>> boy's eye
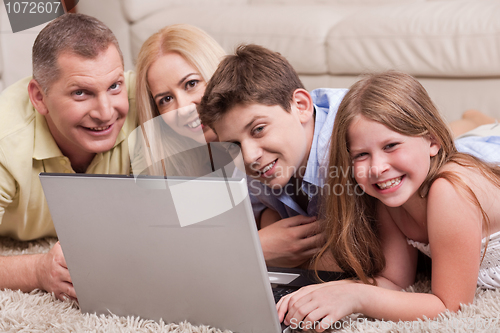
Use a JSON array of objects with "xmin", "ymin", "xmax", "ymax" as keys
[{"xmin": 252, "ymin": 126, "xmax": 265, "ymax": 135}]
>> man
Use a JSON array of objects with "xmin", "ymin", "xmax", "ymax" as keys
[{"xmin": 0, "ymin": 13, "xmax": 136, "ymax": 301}]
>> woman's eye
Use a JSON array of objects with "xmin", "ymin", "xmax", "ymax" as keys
[
  {"xmin": 159, "ymin": 96, "xmax": 172, "ymax": 106},
  {"xmin": 186, "ymin": 80, "xmax": 199, "ymax": 89}
]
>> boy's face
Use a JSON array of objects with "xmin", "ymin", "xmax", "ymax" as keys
[{"xmin": 213, "ymin": 91, "xmax": 315, "ymax": 189}]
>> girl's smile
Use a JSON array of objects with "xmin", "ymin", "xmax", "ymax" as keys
[{"xmin": 348, "ymin": 115, "xmax": 440, "ymax": 208}]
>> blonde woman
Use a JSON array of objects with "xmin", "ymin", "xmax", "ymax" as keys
[{"xmin": 133, "ymin": 24, "xmax": 225, "ymax": 176}]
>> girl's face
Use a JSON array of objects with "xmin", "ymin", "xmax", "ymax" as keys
[
  {"xmin": 147, "ymin": 52, "xmax": 217, "ymax": 143},
  {"xmin": 347, "ymin": 115, "xmax": 440, "ymax": 208}
]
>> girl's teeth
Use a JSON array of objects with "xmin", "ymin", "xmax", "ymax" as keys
[
  {"xmin": 377, "ymin": 177, "xmax": 402, "ymax": 190},
  {"xmin": 187, "ymin": 118, "xmax": 201, "ymax": 128},
  {"xmin": 261, "ymin": 161, "xmax": 276, "ymax": 174}
]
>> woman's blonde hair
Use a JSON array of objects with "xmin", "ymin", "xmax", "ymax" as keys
[
  {"xmin": 134, "ymin": 24, "xmax": 226, "ymax": 176},
  {"xmin": 315, "ymin": 71, "xmax": 500, "ymax": 284}
]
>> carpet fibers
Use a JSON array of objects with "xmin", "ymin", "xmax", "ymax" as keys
[{"xmin": 1, "ymin": 237, "xmax": 499, "ymax": 333}]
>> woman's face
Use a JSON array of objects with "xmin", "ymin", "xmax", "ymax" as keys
[{"xmin": 147, "ymin": 52, "xmax": 217, "ymax": 143}]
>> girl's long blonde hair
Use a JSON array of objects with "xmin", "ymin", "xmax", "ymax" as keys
[
  {"xmin": 315, "ymin": 71, "xmax": 500, "ymax": 283},
  {"xmin": 134, "ymin": 24, "xmax": 226, "ymax": 176}
]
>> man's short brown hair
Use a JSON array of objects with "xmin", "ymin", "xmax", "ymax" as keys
[
  {"xmin": 32, "ymin": 13, "xmax": 123, "ymax": 93},
  {"xmin": 199, "ymin": 44, "xmax": 304, "ymax": 129}
]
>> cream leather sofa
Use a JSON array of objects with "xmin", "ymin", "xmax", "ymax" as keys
[
  {"xmin": 2, "ymin": 0, "xmax": 499, "ymax": 122},
  {"xmin": 76, "ymin": 0, "xmax": 500, "ymax": 122}
]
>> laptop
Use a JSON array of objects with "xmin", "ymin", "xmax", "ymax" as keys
[{"xmin": 39, "ymin": 172, "xmax": 345, "ymax": 333}]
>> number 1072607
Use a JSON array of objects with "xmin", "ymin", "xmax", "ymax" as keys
[{"xmin": 5, "ymin": 2, "xmax": 61, "ymax": 14}]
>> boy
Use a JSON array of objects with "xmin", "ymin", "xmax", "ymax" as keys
[{"xmin": 199, "ymin": 44, "xmax": 346, "ymax": 270}]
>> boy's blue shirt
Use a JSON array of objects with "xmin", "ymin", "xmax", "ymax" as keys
[{"xmin": 249, "ymin": 88, "xmax": 348, "ymax": 219}]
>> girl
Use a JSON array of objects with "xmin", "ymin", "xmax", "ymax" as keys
[{"xmin": 277, "ymin": 71, "xmax": 500, "ymax": 331}]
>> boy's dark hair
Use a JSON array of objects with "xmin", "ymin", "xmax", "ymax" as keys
[
  {"xmin": 199, "ymin": 44, "xmax": 305, "ymax": 129},
  {"xmin": 32, "ymin": 13, "xmax": 123, "ymax": 94}
]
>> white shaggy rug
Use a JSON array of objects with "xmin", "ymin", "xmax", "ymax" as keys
[{"xmin": 1, "ymin": 237, "xmax": 500, "ymax": 333}]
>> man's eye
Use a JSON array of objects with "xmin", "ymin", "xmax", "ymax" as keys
[
  {"xmin": 74, "ymin": 90, "xmax": 84, "ymax": 96},
  {"xmin": 109, "ymin": 83, "xmax": 120, "ymax": 90}
]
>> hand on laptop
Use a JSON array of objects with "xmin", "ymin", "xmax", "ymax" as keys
[
  {"xmin": 36, "ymin": 241, "xmax": 77, "ymax": 302},
  {"xmin": 259, "ymin": 214, "xmax": 324, "ymax": 268},
  {"xmin": 276, "ymin": 279, "xmax": 358, "ymax": 332}
]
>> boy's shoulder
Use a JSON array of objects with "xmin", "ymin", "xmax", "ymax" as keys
[{"xmin": 310, "ymin": 88, "xmax": 348, "ymax": 111}]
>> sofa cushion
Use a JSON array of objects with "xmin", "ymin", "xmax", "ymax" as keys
[
  {"xmin": 250, "ymin": 0, "xmax": 422, "ymax": 4},
  {"xmin": 327, "ymin": 0, "xmax": 500, "ymax": 77},
  {"xmin": 121, "ymin": 0, "xmax": 249, "ymax": 23},
  {"xmin": 130, "ymin": 4, "xmax": 360, "ymax": 74}
]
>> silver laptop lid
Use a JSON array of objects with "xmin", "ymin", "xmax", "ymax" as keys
[{"xmin": 40, "ymin": 173, "xmax": 283, "ymax": 333}]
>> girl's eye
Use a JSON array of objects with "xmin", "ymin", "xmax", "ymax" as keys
[
  {"xmin": 384, "ymin": 143, "xmax": 399, "ymax": 150},
  {"xmin": 353, "ymin": 152, "xmax": 367, "ymax": 160}
]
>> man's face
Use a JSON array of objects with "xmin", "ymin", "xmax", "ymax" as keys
[
  {"xmin": 36, "ymin": 45, "xmax": 128, "ymax": 159},
  {"xmin": 213, "ymin": 101, "xmax": 314, "ymax": 189}
]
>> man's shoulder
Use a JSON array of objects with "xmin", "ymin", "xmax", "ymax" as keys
[{"xmin": 0, "ymin": 77, "xmax": 36, "ymax": 141}]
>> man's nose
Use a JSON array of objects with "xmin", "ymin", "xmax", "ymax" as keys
[{"xmin": 90, "ymin": 94, "xmax": 113, "ymax": 122}]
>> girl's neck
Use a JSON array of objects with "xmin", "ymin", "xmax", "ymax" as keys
[{"xmin": 399, "ymin": 193, "xmax": 429, "ymax": 238}]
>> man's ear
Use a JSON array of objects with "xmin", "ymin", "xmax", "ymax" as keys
[
  {"xmin": 429, "ymin": 135, "xmax": 441, "ymax": 157},
  {"xmin": 28, "ymin": 79, "xmax": 49, "ymax": 115},
  {"xmin": 291, "ymin": 88, "xmax": 314, "ymax": 124}
]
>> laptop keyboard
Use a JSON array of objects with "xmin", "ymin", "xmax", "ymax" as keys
[{"xmin": 272, "ymin": 287, "xmax": 297, "ymax": 303}]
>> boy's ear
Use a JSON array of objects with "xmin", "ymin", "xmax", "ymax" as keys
[
  {"xmin": 291, "ymin": 89, "xmax": 314, "ymax": 124},
  {"xmin": 28, "ymin": 79, "xmax": 49, "ymax": 116},
  {"xmin": 429, "ymin": 134, "xmax": 441, "ymax": 157}
]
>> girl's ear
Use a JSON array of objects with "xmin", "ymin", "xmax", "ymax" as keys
[
  {"xmin": 429, "ymin": 135, "xmax": 441, "ymax": 157},
  {"xmin": 291, "ymin": 89, "xmax": 314, "ymax": 124}
]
